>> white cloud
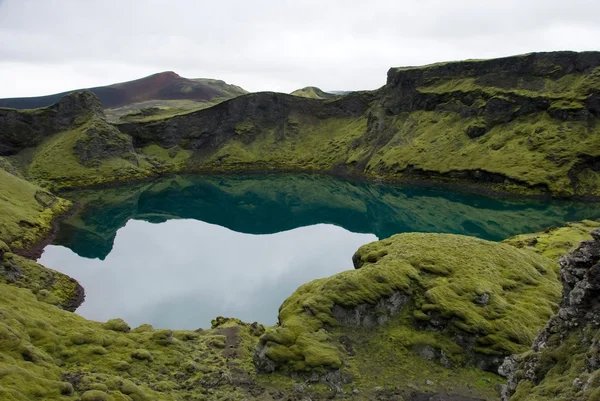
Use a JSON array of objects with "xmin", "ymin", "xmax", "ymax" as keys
[{"xmin": 0, "ymin": 0, "xmax": 598, "ymax": 96}]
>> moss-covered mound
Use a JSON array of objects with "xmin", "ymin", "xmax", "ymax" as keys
[{"xmin": 255, "ymin": 233, "xmax": 561, "ymax": 375}]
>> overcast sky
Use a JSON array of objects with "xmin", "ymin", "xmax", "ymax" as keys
[{"xmin": 0, "ymin": 0, "xmax": 599, "ymax": 97}]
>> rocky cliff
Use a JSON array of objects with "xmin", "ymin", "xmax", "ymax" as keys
[
  {"xmin": 2, "ymin": 51, "xmax": 600, "ymax": 197},
  {"xmin": 500, "ymin": 228, "xmax": 600, "ymax": 401},
  {"xmin": 0, "ymin": 91, "xmax": 104, "ymax": 155}
]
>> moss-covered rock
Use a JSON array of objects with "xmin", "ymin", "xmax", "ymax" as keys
[
  {"xmin": 255, "ymin": 233, "xmax": 561, "ymax": 375},
  {"xmin": 102, "ymin": 318, "xmax": 130, "ymax": 333}
]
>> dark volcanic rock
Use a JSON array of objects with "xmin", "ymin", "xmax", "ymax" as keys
[{"xmin": 0, "ymin": 90, "xmax": 104, "ymax": 156}]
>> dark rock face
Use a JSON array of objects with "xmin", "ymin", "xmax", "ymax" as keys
[
  {"xmin": 73, "ymin": 122, "xmax": 136, "ymax": 167},
  {"xmin": 118, "ymin": 91, "xmax": 375, "ymax": 152},
  {"xmin": 500, "ymin": 228, "xmax": 600, "ymax": 400},
  {"xmin": 332, "ymin": 291, "xmax": 409, "ymax": 327},
  {"xmin": 383, "ymin": 51, "xmax": 600, "ymax": 122},
  {"xmin": 0, "ymin": 90, "xmax": 104, "ymax": 156}
]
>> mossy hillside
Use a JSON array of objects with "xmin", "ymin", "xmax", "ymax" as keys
[
  {"xmin": 503, "ymin": 219, "xmax": 600, "ymax": 261},
  {"xmin": 115, "ymin": 54, "xmax": 600, "ymax": 197},
  {"xmin": 0, "ymin": 163, "xmax": 71, "ymax": 250},
  {"xmin": 0, "ymin": 245, "xmax": 82, "ymax": 311},
  {"xmin": 0, "ymin": 283, "xmax": 301, "ymax": 401},
  {"xmin": 2, "ymin": 52, "xmax": 599, "ymax": 197},
  {"xmin": 364, "ymin": 110, "xmax": 600, "ymax": 197},
  {"xmin": 27, "ymin": 114, "xmax": 162, "ymax": 190},
  {"xmin": 256, "ymin": 233, "xmax": 561, "ymax": 373},
  {"xmin": 112, "ymin": 98, "xmax": 227, "ymax": 123},
  {"xmin": 503, "ymin": 228, "xmax": 600, "ymax": 401},
  {"xmin": 199, "ymin": 115, "xmax": 369, "ymax": 173}
]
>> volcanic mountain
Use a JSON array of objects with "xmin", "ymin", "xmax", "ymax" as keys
[{"xmin": 0, "ymin": 71, "xmax": 247, "ymax": 120}]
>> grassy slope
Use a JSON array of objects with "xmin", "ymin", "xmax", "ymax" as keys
[
  {"xmin": 0, "ymin": 283, "xmax": 285, "ymax": 401},
  {"xmin": 0, "ymin": 159, "xmax": 71, "ymax": 250},
  {"xmin": 26, "ymin": 115, "xmax": 160, "ymax": 190}
]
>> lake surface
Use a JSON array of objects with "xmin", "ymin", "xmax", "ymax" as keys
[{"xmin": 39, "ymin": 174, "xmax": 600, "ymax": 329}]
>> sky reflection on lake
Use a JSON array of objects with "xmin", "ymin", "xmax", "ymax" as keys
[{"xmin": 41, "ymin": 219, "xmax": 376, "ymax": 329}]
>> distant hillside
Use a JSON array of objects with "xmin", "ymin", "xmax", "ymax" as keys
[
  {"xmin": 0, "ymin": 72, "xmax": 248, "ymax": 120},
  {"xmin": 290, "ymin": 86, "xmax": 338, "ymax": 99}
]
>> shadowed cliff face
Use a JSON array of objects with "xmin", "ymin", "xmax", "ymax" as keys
[
  {"xmin": 52, "ymin": 174, "xmax": 600, "ymax": 260},
  {"xmin": 0, "ymin": 91, "xmax": 104, "ymax": 155}
]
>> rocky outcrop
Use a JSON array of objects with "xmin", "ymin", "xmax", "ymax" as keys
[
  {"xmin": 383, "ymin": 51, "xmax": 600, "ymax": 124},
  {"xmin": 0, "ymin": 90, "xmax": 104, "ymax": 155},
  {"xmin": 117, "ymin": 91, "xmax": 374, "ymax": 151},
  {"xmin": 500, "ymin": 228, "xmax": 600, "ymax": 400}
]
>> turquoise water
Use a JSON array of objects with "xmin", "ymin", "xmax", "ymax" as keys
[{"xmin": 39, "ymin": 174, "xmax": 600, "ymax": 329}]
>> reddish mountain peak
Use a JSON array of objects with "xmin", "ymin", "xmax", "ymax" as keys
[{"xmin": 154, "ymin": 71, "xmax": 181, "ymax": 79}]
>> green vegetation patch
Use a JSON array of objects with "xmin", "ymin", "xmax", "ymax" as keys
[
  {"xmin": 0, "ymin": 283, "xmax": 276, "ymax": 400},
  {"xmin": 257, "ymin": 233, "xmax": 561, "ymax": 373},
  {"xmin": 0, "ymin": 162, "xmax": 71, "ymax": 250},
  {"xmin": 510, "ymin": 328, "xmax": 600, "ymax": 401},
  {"xmin": 503, "ymin": 219, "xmax": 600, "ymax": 261},
  {"xmin": 28, "ymin": 115, "xmax": 156, "ymax": 190}
]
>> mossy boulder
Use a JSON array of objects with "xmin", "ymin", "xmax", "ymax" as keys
[
  {"xmin": 81, "ymin": 390, "xmax": 110, "ymax": 401},
  {"xmin": 102, "ymin": 318, "xmax": 131, "ymax": 333},
  {"xmin": 255, "ymin": 233, "xmax": 561, "ymax": 374}
]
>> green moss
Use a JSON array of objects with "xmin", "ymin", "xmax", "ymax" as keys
[
  {"xmin": 102, "ymin": 319, "xmax": 130, "ymax": 333},
  {"xmin": 81, "ymin": 390, "xmax": 110, "ymax": 401},
  {"xmin": 0, "ymin": 282, "xmax": 285, "ymax": 400},
  {"xmin": 0, "ymin": 252, "xmax": 80, "ymax": 309},
  {"xmin": 258, "ymin": 233, "xmax": 561, "ymax": 372},
  {"xmin": 511, "ymin": 329, "xmax": 600, "ymax": 401},
  {"xmin": 0, "ymin": 165, "xmax": 72, "ymax": 250},
  {"xmin": 503, "ymin": 219, "xmax": 600, "ymax": 261},
  {"xmin": 28, "ymin": 115, "xmax": 156, "ymax": 190}
]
